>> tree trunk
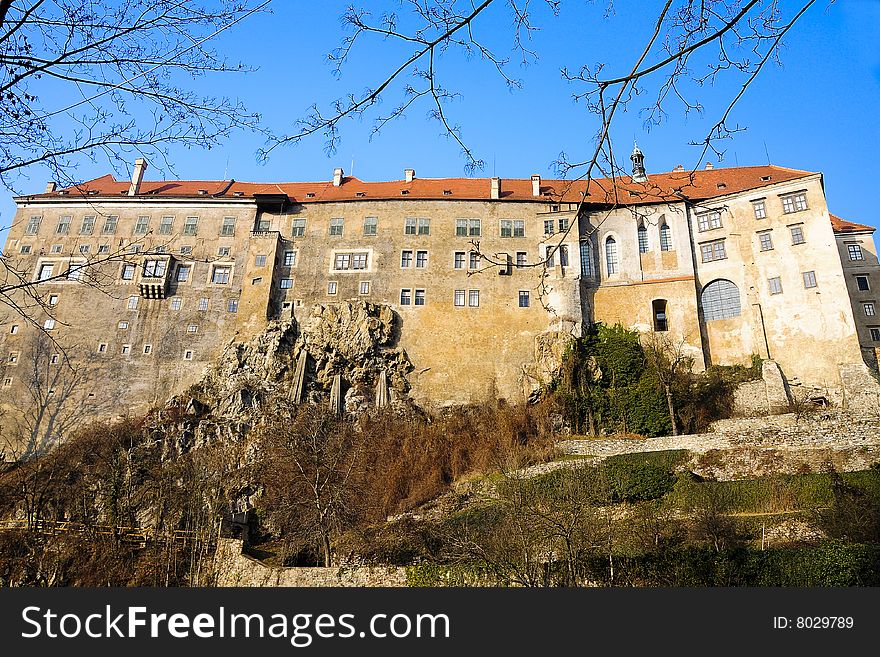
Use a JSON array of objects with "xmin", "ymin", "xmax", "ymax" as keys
[
  {"xmin": 322, "ymin": 532, "xmax": 332, "ymax": 567},
  {"xmin": 663, "ymin": 383, "xmax": 678, "ymax": 436}
]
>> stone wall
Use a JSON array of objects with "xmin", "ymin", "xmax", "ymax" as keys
[{"xmin": 210, "ymin": 538, "xmax": 408, "ymax": 587}]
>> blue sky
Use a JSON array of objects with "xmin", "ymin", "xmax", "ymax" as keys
[{"xmin": 2, "ymin": 0, "xmax": 878, "ymax": 237}]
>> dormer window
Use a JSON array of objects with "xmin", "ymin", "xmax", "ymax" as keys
[
  {"xmin": 306, "ymin": 193, "xmax": 315, "ymax": 198},
  {"xmin": 716, "ymin": 183, "xmax": 727, "ymax": 190},
  {"xmin": 356, "ymin": 191, "xmax": 366, "ymax": 197},
  {"xmin": 760, "ymin": 175, "xmax": 772, "ymax": 182},
  {"xmin": 400, "ymin": 190, "xmax": 410, "ymax": 195},
  {"xmin": 443, "ymin": 190, "xmax": 452, "ymax": 196}
]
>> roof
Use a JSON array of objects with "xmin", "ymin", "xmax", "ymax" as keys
[
  {"xmin": 830, "ymin": 213, "xmax": 875, "ymax": 234},
  {"xmin": 25, "ymin": 164, "xmax": 817, "ymax": 207}
]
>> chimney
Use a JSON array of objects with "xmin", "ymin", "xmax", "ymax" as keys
[
  {"xmin": 705, "ymin": 162, "xmax": 714, "ymax": 170},
  {"xmin": 333, "ymin": 167, "xmax": 344, "ymax": 187},
  {"xmin": 44, "ymin": 182, "xmax": 57, "ymax": 194},
  {"xmin": 491, "ymin": 177, "xmax": 501, "ymax": 200},
  {"xmin": 531, "ymin": 175, "xmax": 541, "ymax": 197},
  {"xmin": 128, "ymin": 158, "xmax": 148, "ymax": 196},
  {"xmin": 673, "ymin": 164, "xmax": 685, "ymax": 172},
  {"xmin": 405, "ymin": 168, "xmax": 415, "ymax": 183}
]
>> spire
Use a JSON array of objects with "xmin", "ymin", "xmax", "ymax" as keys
[{"xmin": 630, "ymin": 142, "xmax": 647, "ymax": 183}]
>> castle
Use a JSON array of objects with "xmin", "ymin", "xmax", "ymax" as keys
[{"xmin": 2, "ymin": 149, "xmax": 879, "ymax": 452}]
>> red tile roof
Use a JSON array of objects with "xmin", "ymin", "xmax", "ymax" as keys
[
  {"xmin": 830, "ymin": 214, "xmax": 874, "ymax": 234},
  {"xmin": 32, "ymin": 164, "xmax": 817, "ymax": 206}
]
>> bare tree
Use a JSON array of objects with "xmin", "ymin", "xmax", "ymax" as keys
[
  {"xmin": 642, "ymin": 330, "xmax": 694, "ymax": 436},
  {"xmin": 257, "ymin": 401, "xmax": 365, "ymax": 567},
  {"xmin": 0, "ymin": 0, "xmax": 269, "ymax": 193}
]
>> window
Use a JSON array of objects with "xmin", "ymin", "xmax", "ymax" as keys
[
  {"xmin": 79, "ymin": 245, "xmax": 90, "ymax": 254},
  {"xmin": 803, "ymin": 271, "xmax": 817, "ymax": 289},
  {"xmin": 170, "ymin": 298, "xmax": 182, "ymax": 310},
  {"xmin": 418, "ymin": 218, "xmax": 430, "ymax": 235},
  {"xmin": 781, "ymin": 191, "xmax": 808, "ymax": 214},
  {"xmin": 790, "ymin": 225, "xmax": 805, "ymax": 245},
  {"xmin": 20, "ymin": 245, "xmax": 31, "ymax": 255},
  {"xmin": 48, "ymin": 295, "xmax": 58, "ymax": 305},
  {"xmin": 501, "ymin": 220, "xmax": 525, "ymax": 238},
  {"xmin": 871, "ymin": 328, "xmax": 880, "ymax": 341},
  {"xmin": 50, "ymin": 353, "xmax": 59, "ymax": 365},
  {"xmin": 143, "ymin": 260, "xmax": 166, "ymax": 278},
  {"xmin": 543, "ymin": 219, "xmax": 555, "ymax": 235},
  {"xmin": 213, "ymin": 247, "xmax": 228, "ymax": 258},
  {"xmin": 605, "ymin": 237, "xmax": 618, "ymax": 274},
  {"xmin": 545, "ymin": 246, "xmax": 556, "ymax": 268},
  {"xmin": 517, "ymin": 252, "xmax": 527, "ymax": 268},
  {"xmin": 456, "ymin": 218, "xmax": 479, "ymax": 237},
  {"xmin": 579, "ymin": 242, "xmax": 593, "ymax": 277},
  {"xmin": 758, "ymin": 231, "xmax": 774, "ymax": 252},
  {"xmin": 700, "ymin": 239, "xmax": 727, "ymax": 262},
  {"xmin": 332, "ymin": 253, "xmax": 350, "ymax": 271},
  {"xmin": 415, "ymin": 289, "xmax": 426, "ymax": 306},
  {"xmin": 454, "ymin": 252, "xmax": 465, "ymax": 269},
  {"xmin": 768, "ymin": 276, "xmax": 783, "ymax": 295},
  {"xmin": 81, "ymin": 216, "xmax": 96, "ymax": 234},
  {"xmin": 405, "ymin": 218, "xmax": 417, "ymax": 235},
  {"xmin": 212, "ymin": 265, "xmax": 231, "ymax": 284},
  {"xmin": 127, "ymin": 296, "xmax": 138, "ymax": 310},
  {"xmin": 144, "ymin": 344, "xmax": 152, "ymax": 355},
  {"xmin": 66, "ymin": 262, "xmax": 84, "ymax": 281},
  {"xmin": 159, "ymin": 216, "xmax": 173, "ymax": 235},
  {"xmin": 280, "ymin": 278, "xmax": 293, "ymax": 289},
  {"xmin": 400, "ymin": 289, "xmax": 412, "ymax": 305},
  {"xmin": 56, "ymin": 215, "xmax": 71, "ymax": 234},
  {"xmin": 291, "ymin": 219, "xmax": 306, "ymax": 237},
  {"xmin": 752, "ymin": 200, "xmax": 766, "ymax": 219},
  {"xmin": 865, "ymin": 303, "xmax": 876, "ymax": 317},
  {"xmin": 121, "ymin": 345, "xmax": 131, "ymax": 356},
  {"xmin": 251, "ymin": 277, "xmax": 263, "ymax": 286},
  {"xmin": 856, "ymin": 276, "xmax": 870, "ymax": 291},
  {"xmin": 659, "ymin": 223, "xmax": 672, "ymax": 251},
  {"xmin": 187, "ymin": 324, "xmax": 198, "ymax": 333},
  {"xmin": 401, "ymin": 250, "xmax": 413, "ymax": 268},
  {"xmin": 469, "ymin": 252, "xmax": 480, "ymax": 270},
  {"xmin": 10, "ymin": 325, "xmax": 18, "ymax": 334},
  {"xmin": 221, "ymin": 217, "xmax": 236, "ymax": 236},
  {"xmin": 559, "ymin": 245, "xmax": 569, "ymax": 267},
  {"xmin": 37, "ymin": 263, "xmax": 53, "ymax": 281},
  {"xmin": 701, "ymin": 279, "xmax": 741, "ymax": 321},
  {"xmin": 558, "ymin": 218, "xmax": 570, "ymax": 233},
  {"xmin": 8, "ymin": 352, "xmax": 18, "ymax": 363},
  {"xmin": 359, "ymin": 281, "xmax": 370, "ymax": 295},
  {"xmin": 25, "ymin": 216, "xmax": 42, "ymax": 235},
  {"xmin": 329, "ymin": 217, "xmax": 344, "ymax": 236},
  {"xmin": 283, "ymin": 250, "xmax": 297, "ymax": 267},
  {"xmin": 416, "ymin": 251, "xmax": 428, "ymax": 268},
  {"xmin": 198, "ymin": 298, "xmax": 209, "ymax": 311},
  {"xmin": 637, "ymin": 225, "xmax": 649, "ymax": 253},
  {"xmin": 102, "ymin": 215, "xmax": 118, "ymax": 235},
  {"xmin": 255, "ymin": 218, "xmax": 270, "ymax": 232},
  {"xmin": 183, "ymin": 350, "xmax": 194, "ymax": 361},
  {"xmin": 183, "ymin": 216, "xmax": 199, "ymax": 236},
  {"xmin": 98, "ymin": 343, "xmax": 107, "ymax": 353},
  {"xmin": 50, "ymin": 244, "xmax": 62, "ymax": 254},
  {"xmin": 98, "ymin": 245, "xmax": 110, "ymax": 254},
  {"xmin": 255, "ymin": 254, "xmax": 267, "ymax": 267},
  {"xmin": 352, "ymin": 253, "xmax": 367, "ymax": 270},
  {"xmin": 848, "ymin": 244, "xmax": 864, "ymax": 261},
  {"xmin": 468, "ymin": 290, "xmax": 480, "ymax": 307},
  {"xmin": 696, "ymin": 210, "xmax": 722, "ymax": 232},
  {"xmin": 519, "ymin": 290, "xmax": 530, "ymax": 308},
  {"xmin": 227, "ymin": 299, "xmax": 238, "ymax": 313},
  {"xmin": 652, "ymin": 299, "xmax": 668, "ymax": 331},
  {"xmin": 363, "ymin": 216, "xmax": 378, "ymax": 236},
  {"xmin": 176, "ymin": 265, "xmax": 191, "ymax": 282},
  {"xmin": 454, "ymin": 290, "xmax": 465, "ymax": 307},
  {"xmin": 3, "ymin": 378, "xmax": 11, "ymax": 387},
  {"xmin": 327, "ymin": 281, "xmax": 338, "ymax": 295},
  {"xmin": 128, "ymin": 244, "xmax": 142, "ymax": 254},
  {"xmin": 43, "ymin": 319, "xmax": 55, "ymax": 330},
  {"xmin": 134, "ymin": 216, "xmax": 149, "ymax": 235}
]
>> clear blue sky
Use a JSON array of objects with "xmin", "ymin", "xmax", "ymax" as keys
[{"xmin": 2, "ymin": 0, "xmax": 878, "ymax": 237}]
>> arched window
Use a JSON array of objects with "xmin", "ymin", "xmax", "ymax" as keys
[
  {"xmin": 652, "ymin": 299, "xmax": 668, "ymax": 331},
  {"xmin": 637, "ymin": 224, "xmax": 649, "ymax": 253},
  {"xmin": 660, "ymin": 222, "xmax": 672, "ymax": 251},
  {"xmin": 580, "ymin": 241, "xmax": 594, "ymax": 278},
  {"xmin": 605, "ymin": 237, "xmax": 618, "ymax": 275},
  {"xmin": 701, "ymin": 279, "xmax": 741, "ymax": 321}
]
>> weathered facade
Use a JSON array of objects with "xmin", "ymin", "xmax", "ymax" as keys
[{"xmin": 1, "ymin": 155, "xmax": 878, "ymax": 452}]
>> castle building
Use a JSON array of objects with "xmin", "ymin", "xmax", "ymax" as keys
[{"xmin": 2, "ymin": 152, "xmax": 879, "ymax": 451}]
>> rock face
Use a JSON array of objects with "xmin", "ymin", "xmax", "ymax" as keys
[
  {"xmin": 521, "ymin": 331, "xmax": 575, "ymax": 400},
  {"xmin": 156, "ymin": 301, "xmax": 414, "ymax": 454}
]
